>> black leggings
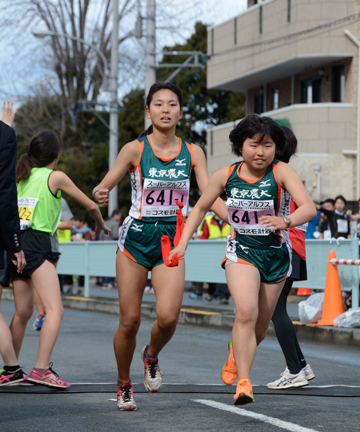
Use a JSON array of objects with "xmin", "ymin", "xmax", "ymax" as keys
[{"xmin": 271, "ymin": 279, "xmax": 305, "ymax": 372}]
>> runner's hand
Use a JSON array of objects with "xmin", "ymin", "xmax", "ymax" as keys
[
  {"xmin": 259, "ymin": 215, "xmax": 288, "ymax": 231},
  {"xmin": 94, "ymin": 188, "xmax": 109, "ymax": 207},
  {"xmin": 9, "ymin": 251, "xmax": 26, "ymax": 273},
  {"xmin": 168, "ymin": 245, "xmax": 185, "ymax": 265},
  {"xmin": 1, "ymin": 101, "xmax": 18, "ymax": 127},
  {"xmin": 95, "ymin": 222, "xmax": 111, "ymax": 237}
]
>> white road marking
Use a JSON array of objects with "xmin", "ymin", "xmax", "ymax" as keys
[
  {"xmin": 70, "ymin": 382, "xmax": 360, "ymax": 388},
  {"xmin": 70, "ymin": 382, "xmax": 118, "ymax": 385},
  {"xmin": 194, "ymin": 399, "xmax": 320, "ymax": 432},
  {"xmin": 303, "ymin": 385, "xmax": 360, "ymax": 389}
]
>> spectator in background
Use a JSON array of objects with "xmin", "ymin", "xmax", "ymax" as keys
[
  {"xmin": 57, "ymin": 199, "xmax": 74, "ymax": 292},
  {"xmin": 318, "ymin": 198, "xmax": 335, "ymax": 239},
  {"xmin": 346, "ymin": 207, "xmax": 359, "ymax": 239},
  {"xmin": 69, "ymin": 214, "xmax": 93, "ymax": 295},
  {"xmin": 353, "ymin": 199, "xmax": 360, "ymax": 241},
  {"xmin": 315, "ymin": 196, "xmax": 350, "ymax": 239},
  {"xmin": 355, "ymin": 199, "xmax": 360, "ymax": 253},
  {"xmin": 304, "ymin": 212, "xmax": 320, "ymax": 239},
  {"xmin": 71, "ymin": 213, "xmax": 93, "ymax": 242},
  {"xmin": 98, "ymin": 209, "xmax": 122, "ymax": 289}
]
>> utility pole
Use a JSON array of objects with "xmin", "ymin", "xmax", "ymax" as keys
[
  {"xmin": 145, "ymin": 0, "xmax": 156, "ymax": 129},
  {"xmin": 108, "ymin": 0, "xmax": 119, "ymax": 215}
]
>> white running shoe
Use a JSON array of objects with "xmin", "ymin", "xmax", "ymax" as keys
[
  {"xmin": 117, "ymin": 382, "xmax": 137, "ymax": 411},
  {"xmin": 302, "ymin": 363, "xmax": 315, "ymax": 381},
  {"xmin": 141, "ymin": 345, "xmax": 162, "ymax": 392},
  {"xmin": 267, "ymin": 369, "xmax": 308, "ymax": 389}
]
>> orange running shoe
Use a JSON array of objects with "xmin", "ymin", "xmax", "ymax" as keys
[
  {"xmin": 233, "ymin": 378, "xmax": 254, "ymax": 405},
  {"xmin": 221, "ymin": 339, "xmax": 237, "ymax": 385}
]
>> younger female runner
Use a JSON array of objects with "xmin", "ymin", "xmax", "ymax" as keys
[
  {"xmin": 8, "ymin": 128, "xmax": 110, "ymax": 388},
  {"xmin": 93, "ymin": 81, "xmax": 227, "ymax": 411},
  {"xmin": 221, "ymin": 126, "xmax": 316, "ymax": 390},
  {"xmin": 168, "ymin": 114, "xmax": 316, "ymax": 405}
]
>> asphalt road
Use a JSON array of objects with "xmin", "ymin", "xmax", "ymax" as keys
[{"xmin": 0, "ymin": 300, "xmax": 359, "ymax": 432}]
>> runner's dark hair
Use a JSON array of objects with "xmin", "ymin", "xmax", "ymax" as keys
[
  {"xmin": 229, "ymin": 114, "xmax": 286, "ymax": 157},
  {"xmin": 16, "ymin": 130, "xmax": 63, "ymax": 182},
  {"xmin": 276, "ymin": 126, "xmax": 297, "ymax": 163},
  {"xmin": 138, "ymin": 82, "xmax": 183, "ymax": 138}
]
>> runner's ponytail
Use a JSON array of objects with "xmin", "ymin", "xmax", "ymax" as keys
[{"xmin": 16, "ymin": 130, "xmax": 63, "ymax": 182}]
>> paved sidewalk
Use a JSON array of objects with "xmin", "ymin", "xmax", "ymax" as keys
[{"xmin": 2, "ymin": 283, "xmax": 359, "ymax": 347}]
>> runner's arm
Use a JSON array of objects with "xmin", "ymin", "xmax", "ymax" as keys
[
  {"xmin": 260, "ymin": 163, "xmax": 317, "ymax": 231},
  {"xmin": 169, "ymin": 167, "xmax": 228, "ymax": 263},
  {"xmin": 92, "ymin": 141, "xmax": 139, "ymax": 207},
  {"xmin": 49, "ymin": 171, "xmax": 110, "ymax": 236}
]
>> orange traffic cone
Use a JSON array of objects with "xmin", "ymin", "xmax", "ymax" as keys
[
  {"xmin": 297, "ymin": 288, "xmax": 312, "ymax": 296},
  {"xmin": 316, "ymin": 250, "xmax": 345, "ymax": 326}
]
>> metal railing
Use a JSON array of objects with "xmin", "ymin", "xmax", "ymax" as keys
[{"xmin": 57, "ymin": 238, "xmax": 359, "ymax": 306}]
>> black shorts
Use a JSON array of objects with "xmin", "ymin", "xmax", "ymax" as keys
[
  {"xmin": 51, "ymin": 252, "xmax": 61, "ymax": 264},
  {"xmin": 8, "ymin": 229, "xmax": 58, "ymax": 279},
  {"xmin": 289, "ymin": 250, "xmax": 307, "ymax": 281}
]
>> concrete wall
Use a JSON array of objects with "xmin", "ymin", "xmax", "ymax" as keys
[{"xmin": 207, "ymin": 0, "xmax": 356, "ymax": 90}]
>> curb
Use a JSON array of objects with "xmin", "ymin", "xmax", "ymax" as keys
[{"xmin": 2, "ymin": 290, "xmax": 359, "ymax": 348}]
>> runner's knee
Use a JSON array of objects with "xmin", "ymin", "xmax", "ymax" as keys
[
  {"xmin": 156, "ymin": 312, "xmax": 178, "ymax": 331},
  {"xmin": 234, "ymin": 306, "xmax": 257, "ymax": 327},
  {"xmin": 15, "ymin": 304, "xmax": 34, "ymax": 322},
  {"xmin": 120, "ymin": 315, "xmax": 141, "ymax": 338}
]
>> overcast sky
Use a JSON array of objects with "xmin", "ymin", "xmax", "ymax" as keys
[{"xmin": 0, "ymin": 0, "xmax": 247, "ymax": 105}]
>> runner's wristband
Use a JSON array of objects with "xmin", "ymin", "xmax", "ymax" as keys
[{"xmin": 281, "ymin": 217, "xmax": 290, "ymax": 228}]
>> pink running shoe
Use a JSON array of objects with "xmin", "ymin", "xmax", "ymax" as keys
[
  {"xmin": 8, "ymin": 372, "xmax": 34, "ymax": 387},
  {"xmin": 28, "ymin": 363, "xmax": 70, "ymax": 388},
  {"xmin": 141, "ymin": 345, "xmax": 162, "ymax": 393},
  {"xmin": 0, "ymin": 368, "xmax": 24, "ymax": 386}
]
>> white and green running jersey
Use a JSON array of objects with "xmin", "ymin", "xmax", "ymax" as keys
[
  {"xmin": 225, "ymin": 159, "xmax": 291, "ymax": 248},
  {"xmin": 129, "ymin": 135, "xmax": 193, "ymax": 223}
]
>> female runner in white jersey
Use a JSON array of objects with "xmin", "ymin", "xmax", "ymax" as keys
[{"xmin": 93, "ymin": 82, "xmax": 227, "ymax": 411}]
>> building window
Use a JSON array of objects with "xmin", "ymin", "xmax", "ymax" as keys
[
  {"xmin": 259, "ymin": 5, "xmax": 263, "ymax": 34},
  {"xmin": 271, "ymin": 87, "xmax": 279, "ymax": 110},
  {"xmin": 301, "ymin": 77, "xmax": 322, "ymax": 103},
  {"xmin": 210, "ymin": 131, "xmax": 214, "ymax": 156},
  {"xmin": 332, "ymin": 64, "xmax": 345, "ymax": 102},
  {"xmin": 287, "ymin": 0, "xmax": 291, "ymax": 22},
  {"xmin": 234, "ymin": 17, "xmax": 237, "ymax": 45},
  {"xmin": 254, "ymin": 93, "xmax": 264, "ymax": 114}
]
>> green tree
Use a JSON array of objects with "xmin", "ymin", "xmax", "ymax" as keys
[
  {"xmin": 14, "ymin": 89, "xmax": 146, "ymax": 220},
  {"xmin": 13, "ymin": 21, "xmax": 245, "ymax": 219}
]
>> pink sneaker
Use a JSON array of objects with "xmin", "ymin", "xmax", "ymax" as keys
[
  {"xmin": 0, "ymin": 368, "xmax": 24, "ymax": 386},
  {"xmin": 8, "ymin": 372, "xmax": 34, "ymax": 387},
  {"xmin": 27, "ymin": 363, "xmax": 70, "ymax": 388}
]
